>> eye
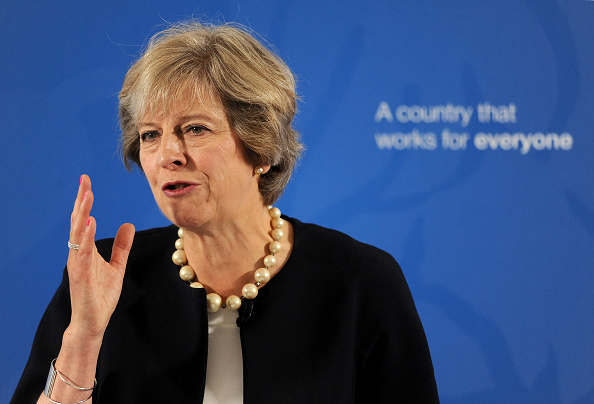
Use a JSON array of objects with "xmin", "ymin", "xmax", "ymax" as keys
[
  {"xmin": 184, "ymin": 125, "xmax": 209, "ymax": 135},
  {"xmin": 140, "ymin": 131, "xmax": 160, "ymax": 142}
]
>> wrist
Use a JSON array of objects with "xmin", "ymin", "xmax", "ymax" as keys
[{"xmin": 60, "ymin": 325, "xmax": 104, "ymax": 365}]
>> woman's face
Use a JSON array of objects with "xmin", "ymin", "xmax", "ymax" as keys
[{"xmin": 138, "ymin": 90, "xmax": 262, "ymax": 229}]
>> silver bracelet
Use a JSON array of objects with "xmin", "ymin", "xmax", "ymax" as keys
[
  {"xmin": 45, "ymin": 394, "xmax": 92, "ymax": 404},
  {"xmin": 44, "ymin": 358, "xmax": 96, "ymax": 404}
]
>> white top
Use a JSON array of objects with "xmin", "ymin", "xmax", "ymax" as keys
[{"xmin": 202, "ymin": 308, "xmax": 243, "ymax": 404}]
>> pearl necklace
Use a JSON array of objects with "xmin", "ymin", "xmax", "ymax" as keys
[{"xmin": 172, "ymin": 206, "xmax": 285, "ymax": 313}]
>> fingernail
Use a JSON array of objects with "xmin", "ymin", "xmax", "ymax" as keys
[
  {"xmin": 83, "ymin": 191, "xmax": 88, "ymax": 200},
  {"xmin": 87, "ymin": 218, "xmax": 90, "ymax": 227},
  {"xmin": 80, "ymin": 175, "xmax": 83, "ymax": 184}
]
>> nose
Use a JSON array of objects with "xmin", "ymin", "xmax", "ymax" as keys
[{"xmin": 158, "ymin": 132, "xmax": 187, "ymax": 169}]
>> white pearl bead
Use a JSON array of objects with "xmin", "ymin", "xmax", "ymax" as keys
[
  {"xmin": 271, "ymin": 229, "xmax": 284, "ymax": 241},
  {"xmin": 269, "ymin": 241, "xmax": 281, "ymax": 254},
  {"xmin": 242, "ymin": 283, "xmax": 258, "ymax": 299},
  {"xmin": 254, "ymin": 268, "xmax": 271, "ymax": 284},
  {"xmin": 226, "ymin": 295, "xmax": 242, "ymax": 310},
  {"xmin": 207, "ymin": 293, "xmax": 222, "ymax": 312},
  {"xmin": 189, "ymin": 282, "xmax": 204, "ymax": 289},
  {"xmin": 263, "ymin": 254, "xmax": 277, "ymax": 268},
  {"xmin": 175, "ymin": 238, "xmax": 184, "ymax": 250},
  {"xmin": 179, "ymin": 265, "xmax": 195, "ymax": 282},
  {"xmin": 172, "ymin": 250, "xmax": 187, "ymax": 265},
  {"xmin": 269, "ymin": 207, "xmax": 281, "ymax": 219},
  {"xmin": 272, "ymin": 218, "xmax": 284, "ymax": 229},
  {"xmin": 178, "ymin": 228, "xmax": 184, "ymax": 238}
]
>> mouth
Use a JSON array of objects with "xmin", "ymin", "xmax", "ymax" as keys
[
  {"xmin": 162, "ymin": 181, "xmax": 198, "ymax": 196},
  {"xmin": 165, "ymin": 183, "xmax": 190, "ymax": 190}
]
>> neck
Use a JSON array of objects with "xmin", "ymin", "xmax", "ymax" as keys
[{"xmin": 180, "ymin": 205, "xmax": 275, "ymax": 297}]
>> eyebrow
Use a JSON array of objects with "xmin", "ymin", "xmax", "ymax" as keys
[{"xmin": 137, "ymin": 113, "xmax": 224, "ymax": 129}]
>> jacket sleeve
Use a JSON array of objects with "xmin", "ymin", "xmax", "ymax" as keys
[
  {"xmin": 355, "ymin": 249, "xmax": 439, "ymax": 403},
  {"xmin": 11, "ymin": 269, "xmax": 72, "ymax": 404}
]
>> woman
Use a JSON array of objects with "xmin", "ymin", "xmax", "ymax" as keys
[{"xmin": 12, "ymin": 21, "xmax": 439, "ymax": 403}]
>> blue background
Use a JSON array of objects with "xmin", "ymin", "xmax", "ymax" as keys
[{"xmin": 1, "ymin": 1, "xmax": 593, "ymax": 402}]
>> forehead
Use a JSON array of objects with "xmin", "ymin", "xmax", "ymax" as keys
[{"xmin": 139, "ymin": 83, "xmax": 226, "ymax": 123}]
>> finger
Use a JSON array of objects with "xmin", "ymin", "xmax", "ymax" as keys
[
  {"xmin": 69, "ymin": 215, "xmax": 97, "ymax": 281},
  {"xmin": 68, "ymin": 189, "xmax": 94, "ymax": 267},
  {"xmin": 70, "ymin": 175, "xmax": 92, "ymax": 225},
  {"xmin": 109, "ymin": 223, "xmax": 135, "ymax": 272},
  {"xmin": 70, "ymin": 175, "xmax": 92, "ymax": 240},
  {"xmin": 69, "ymin": 188, "xmax": 93, "ymax": 245}
]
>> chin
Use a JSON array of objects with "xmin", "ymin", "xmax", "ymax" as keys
[{"xmin": 167, "ymin": 210, "xmax": 210, "ymax": 230}]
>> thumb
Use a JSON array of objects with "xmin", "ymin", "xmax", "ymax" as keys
[{"xmin": 110, "ymin": 223, "xmax": 135, "ymax": 271}]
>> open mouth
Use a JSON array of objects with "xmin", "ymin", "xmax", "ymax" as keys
[
  {"xmin": 166, "ymin": 183, "xmax": 191, "ymax": 190},
  {"xmin": 162, "ymin": 182, "xmax": 197, "ymax": 196}
]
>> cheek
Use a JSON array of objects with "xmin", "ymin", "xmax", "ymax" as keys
[
  {"xmin": 219, "ymin": 149, "xmax": 252, "ymax": 182},
  {"xmin": 138, "ymin": 153, "xmax": 156, "ymax": 183}
]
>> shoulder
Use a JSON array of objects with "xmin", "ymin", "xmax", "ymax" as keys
[
  {"xmin": 288, "ymin": 216, "xmax": 389, "ymax": 256},
  {"xmin": 286, "ymin": 216, "xmax": 401, "ymax": 289}
]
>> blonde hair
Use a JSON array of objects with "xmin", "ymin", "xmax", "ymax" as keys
[{"xmin": 119, "ymin": 21, "xmax": 303, "ymax": 205}]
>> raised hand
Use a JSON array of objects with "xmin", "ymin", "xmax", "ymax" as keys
[{"xmin": 66, "ymin": 174, "xmax": 135, "ymax": 339}]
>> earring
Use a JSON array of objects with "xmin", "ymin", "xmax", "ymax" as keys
[{"xmin": 254, "ymin": 166, "xmax": 264, "ymax": 175}]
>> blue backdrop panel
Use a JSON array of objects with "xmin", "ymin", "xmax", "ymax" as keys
[{"xmin": 1, "ymin": 1, "xmax": 593, "ymax": 403}]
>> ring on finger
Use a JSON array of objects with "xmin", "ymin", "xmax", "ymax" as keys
[{"xmin": 67, "ymin": 241, "xmax": 80, "ymax": 250}]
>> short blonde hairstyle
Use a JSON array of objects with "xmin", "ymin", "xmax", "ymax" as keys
[{"xmin": 119, "ymin": 21, "xmax": 303, "ymax": 205}]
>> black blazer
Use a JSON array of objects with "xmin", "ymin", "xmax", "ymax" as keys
[{"xmin": 12, "ymin": 217, "xmax": 439, "ymax": 403}]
